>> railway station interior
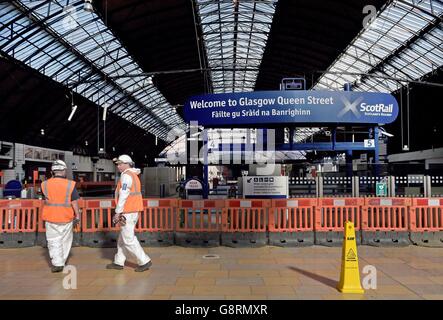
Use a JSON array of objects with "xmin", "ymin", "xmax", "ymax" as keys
[{"xmin": 0, "ymin": 0, "xmax": 443, "ymax": 302}]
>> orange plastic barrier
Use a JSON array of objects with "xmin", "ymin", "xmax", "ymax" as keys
[
  {"xmin": 139, "ymin": 199, "xmax": 176, "ymax": 231},
  {"xmin": 271, "ymin": 198, "xmax": 316, "ymax": 231},
  {"xmin": 81, "ymin": 198, "xmax": 119, "ymax": 247},
  {"xmin": 81, "ymin": 198, "xmax": 178, "ymax": 247},
  {"xmin": 137, "ymin": 198, "xmax": 177, "ymax": 246},
  {"xmin": 81, "ymin": 199, "xmax": 117, "ymax": 232},
  {"xmin": 269, "ymin": 198, "xmax": 316, "ymax": 246},
  {"xmin": 409, "ymin": 198, "xmax": 443, "ymax": 247},
  {"xmin": 315, "ymin": 198, "xmax": 363, "ymax": 246},
  {"xmin": 221, "ymin": 199, "xmax": 271, "ymax": 247},
  {"xmin": 410, "ymin": 198, "xmax": 443, "ymax": 231},
  {"xmin": 176, "ymin": 199, "xmax": 224, "ymax": 246},
  {"xmin": 0, "ymin": 199, "xmax": 39, "ymax": 247},
  {"xmin": 177, "ymin": 199, "xmax": 224, "ymax": 232},
  {"xmin": 362, "ymin": 198, "xmax": 411, "ymax": 246}
]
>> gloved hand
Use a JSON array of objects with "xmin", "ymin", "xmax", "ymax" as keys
[
  {"xmin": 73, "ymin": 214, "xmax": 81, "ymax": 228},
  {"xmin": 112, "ymin": 213, "xmax": 126, "ymax": 226},
  {"xmin": 73, "ymin": 217, "xmax": 80, "ymax": 227}
]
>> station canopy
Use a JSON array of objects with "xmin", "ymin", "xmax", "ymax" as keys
[{"xmin": 0, "ymin": 0, "xmax": 441, "ymax": 161}]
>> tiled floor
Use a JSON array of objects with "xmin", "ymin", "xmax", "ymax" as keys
[{"xmin": 1, "ymin": 245, "xmax": 443, "ymax": 300}]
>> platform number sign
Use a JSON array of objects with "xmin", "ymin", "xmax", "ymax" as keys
[
  {"xmin": 376, "ymin": 182, "xmax": 387, "ymax": 197},
  {"xmin": 364, "ymin": 139, "xmax": 375, "ymax": 148}
]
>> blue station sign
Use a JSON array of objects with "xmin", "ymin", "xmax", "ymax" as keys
[{"xmin": 184, "ymin": 90, "xmax": 398, "ymax": 126}]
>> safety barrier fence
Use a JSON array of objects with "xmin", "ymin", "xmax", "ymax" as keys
[
  {"xmin": 221, "ymin": 199, "xmax": 271, "ymax": 247},
  {"xmin": 0, "ymin": 199, "xmax": 38, "ymax": 247},
  {"xmin": 176, "ymin": 199, "xmax": 224, "ymax": 246},
  {"xmin": 362, "ymin": 198, "xmax": 411, "ymax": 246},
  {"xmin": 269, "ymin": 198, "xmax": 316, "ymax": 247},
  {"xmin": 137, "ymin": 199, "xmax": 177, "ymax": 246},
  {"xmin": 409, "ymin": 198, "xmax": 443, "ymax": 247},
  {"xmin": 315, "ymin": 198, "xmax": 363, "ymax": 246},
  {"xmin": 0, "ymin": 197, "xmax": 442, "ymax": 248}
]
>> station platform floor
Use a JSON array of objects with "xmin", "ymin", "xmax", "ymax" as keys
[{"xmin": 1, "ymin": 245, "xmax": 443, "ymax": 300}]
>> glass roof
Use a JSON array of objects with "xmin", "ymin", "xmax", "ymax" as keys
[
  {"xmin": 314, "ymin": 0, "xmax": 443, "ymax": 92},
  {"xmin": 196, "ymin": 0, "xmax": 278, "ymax": 93},
  {"xmin": 0, "ymin": 0, "xmax": 186, "ymax": 141}
]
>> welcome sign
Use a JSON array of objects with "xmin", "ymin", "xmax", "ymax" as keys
[{"xmin": 184, "ymin": 90, "xmax": 398, "ymax": 126}]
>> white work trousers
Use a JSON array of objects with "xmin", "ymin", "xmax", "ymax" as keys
[
  {"xmin": 114, "ymin": 212, "xmax": 151, "ymax": 266},
  {"xmin": 46, "ymin": 221, "xmax": 73, "ymax": 267}
]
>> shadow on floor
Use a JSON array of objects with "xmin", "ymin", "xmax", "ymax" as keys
[
  {"xmin": 40, "ymin": 247, "xmax": 52, "ymax": 268},
  {"xmin": 99, "ymin": 246, "xmax": 138, "ymax": 269},
  {"xmin": 100, "ymin": 247, "xmax": 116, "ymax": 261},
  {"xmin": 288, "ymin": 266, "xmax": 338, "ymax": 289}
]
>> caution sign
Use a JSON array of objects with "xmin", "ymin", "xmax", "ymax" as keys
[
  {"xmin": 337, "ymin": 221, "xmax": 364, "ymax": 294},
  {"xmin": 346, "ymin": 248, "xmax": 357, "ymax": 261}
]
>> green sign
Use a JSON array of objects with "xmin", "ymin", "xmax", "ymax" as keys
[{"xmin": 376, "ymin": 182, "xmax": 387, "ymax": 196}]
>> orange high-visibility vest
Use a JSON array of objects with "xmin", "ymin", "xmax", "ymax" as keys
[
  {"xmin": 41, "ymin": 177, "xmax": 76, "ymax": 223},
  {"xmin": 115, "ymin": 170, "xmax": 143, "ymax": 213}
]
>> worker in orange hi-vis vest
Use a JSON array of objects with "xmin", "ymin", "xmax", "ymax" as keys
[
  {"xmin": 106, "ymin": 154, "xmax": 152, "ymax": 272},
  {"xmin": 41, "ymin": 160, "xmax": 80, "ymax": 273}
]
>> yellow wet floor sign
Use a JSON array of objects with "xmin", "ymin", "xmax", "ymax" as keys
[{"xmin": 337, "ymin": 221, "xmax": 364, "ymax": 294}]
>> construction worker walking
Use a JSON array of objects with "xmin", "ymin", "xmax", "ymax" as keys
[
  {"xmin": 41, "ymin": 160, "xmax": 80, "ymax": 273},
  {"xmin": 106, "ymin": 154, "xmax": 152, "ymax": 272}
]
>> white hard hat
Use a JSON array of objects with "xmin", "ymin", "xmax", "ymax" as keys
[
  {"xmin": 113, "ymin": 154, "xmax": 133, "ymax": 164},
  {"xmin": 51, "ymin": 160, "xmax": 67, "ymax": 171}
]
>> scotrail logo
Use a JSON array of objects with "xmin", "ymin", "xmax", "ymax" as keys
[
  {"xmin": 338, "ymin": 96, "xmax": 394, "ymax": 118},
  {"xmin": 360, "ymin": 103, "xmax": 394, "ymax": 114},
  {"xmin": 338, "ymin": 96, "xmax": 364, "ymax": 118}
]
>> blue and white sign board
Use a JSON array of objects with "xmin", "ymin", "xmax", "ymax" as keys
[
  {"xmin": 243, "ymin": 176, "xmax": 288, "ymax": 199},
  {"xmin": 184, "ymin": 90, "xmax": 398, "ymax": 125},
  {"xmin": 364, "ymin": 139, "xmax": 375, "ymax": 148}
]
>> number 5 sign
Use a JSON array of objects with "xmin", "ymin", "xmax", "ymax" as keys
[{"xmin": 364, "ymin": 139, "xmax": 375, "ymax": 148}]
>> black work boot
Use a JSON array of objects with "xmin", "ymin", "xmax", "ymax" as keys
[
  {"xmin": 51, "ymin": 266, "xmax": 64, "ymax": 273},
  {"xmin": 135, "ymin": 260, "xmax": 152, "ymax": 272},
  {"xmin": 106, "ymin": 263, "xmax": 124, "ymax": 270}
]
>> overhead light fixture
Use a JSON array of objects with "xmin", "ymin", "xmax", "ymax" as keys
[
  {"xmin": 102, "ymin": 103, "xmax": 109, "ymax": 121},
  {"xmin": 68, "ymin": 104, "xmax": 77, "ymax": 121},
  {"xmin": 67, "ymin": 91, "xmax": 77, "ymax": 121},
  {"xmin": 40, "ymin": 129, "xmax": 45, "ymax": 136},
  {"xmin": 85, "ymin": 140, "xmax": 88, "ymax": 146},
  {"xmin": 146, "ymin": 76, "xmax": 153, "ymax": 85},
  {"xmin": 379, "ymin": 129, "xmax": 394, "ymax": 138},
  {"xmin": 84, "ymin": 0, "xmax": 94, "ymax": 12}
]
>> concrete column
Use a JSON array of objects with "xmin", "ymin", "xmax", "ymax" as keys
[
  {"xmin": 14, "ymin": 143, "xmax": 25, "ymax": 182},
  {"xmin": 352, "ymin": 176, "xmax": 360, "ymax": 197},
  {"xmin": 64, "ymin": 151, "xmax": 75, "ymax": 180},
  {"xmin": 3, "ymin": 169, "xmax": 17, "ymax": 183},
  {"xmin": 316, "ymin": 176, "xmax": 323, "ymax": 198},
  {"xmin": 388, "ymin": 176, "xmax": 396, "ymax": 197},
  {"xmin": 424, "ymin": 175, "xmax": 432, "ymax": 198}
]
